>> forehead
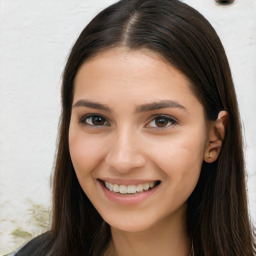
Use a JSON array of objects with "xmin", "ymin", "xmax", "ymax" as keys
[
  {"xmin": 75, "ymin": 48, "xmax": 190, "ymax": 88},
  {"xmin": 73, "ymin": 48, "xmax": 202, "ymax": 113}
]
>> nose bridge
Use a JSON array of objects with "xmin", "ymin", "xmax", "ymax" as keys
[{"xmin": 105, "ymin": 124, "xmax": 145, "ymax": 172}]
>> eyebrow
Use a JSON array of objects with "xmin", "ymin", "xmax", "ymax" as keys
[
  {"xmin": 72, "ymin": 100, "xmax": 111, "ymax": 112},
  {"xmin": 135, "ymin": 100, "xmax": 187, "ymax": 113},
  {"xmin": 72, "ymin": 99, "xmax": 187, "ymax": 113}
]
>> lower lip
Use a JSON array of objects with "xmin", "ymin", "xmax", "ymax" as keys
[{"xmin": 99, "ymin": 181, "xmax": 160, "ymax": 205}]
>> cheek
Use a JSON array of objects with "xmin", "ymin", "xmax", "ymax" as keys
[
  {"xmin": 148, "ymin": 128, "xmax": 207, "ymax": 186},
  {"xmin": 68, "ymin": 129, "xmax": 106, "ymax": 179}
]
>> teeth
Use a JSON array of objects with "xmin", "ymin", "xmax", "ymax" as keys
[
  {"xmin": 119, "ymin": 185, "xmax": 128, "ymax": 194},
  {"xmin": 142, "ymin": 183, "xmax": 149, "ymax": 190},
  {"xmin": 104, "ymin": 181, "xmax": 158, "ymax": 194},
  {"xmin": 113, "ymin": 184, "xmax": 119, "ymax": 193},
  {"xmin": 108, "ymin": 183, "xmax": 114, "ymax": 192},
  {"xmin": 136, "ymin": 184, "xmax": 143, "ymax": 192},
  {"xmin": 105, "ymin": 182, "xmax": 114, "ymax": 192},
  {"xmin": 128, "ymin": 185, "xmax": 137, "ymax": 193},
  {"xmin": 149, "ymin": 182, "xmax": 154, "ymax": 188}
]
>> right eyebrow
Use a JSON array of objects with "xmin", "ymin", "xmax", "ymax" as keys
[
  {"xmin": 135, "ymin": 100, "xmax": 187, "ymax": 113},
  {"xmin": 72, "ymin": 99, "xmax": 111, "ymax": 112}
]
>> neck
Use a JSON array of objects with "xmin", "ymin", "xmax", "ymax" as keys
[{"xmin": 105, "ymin": 205, "xmax": 191, "ymax": 256}]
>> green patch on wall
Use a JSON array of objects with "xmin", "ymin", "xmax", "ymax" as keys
[{"xmin": 11, "ymin": 229, "xmax": 33, "ymax": 239}]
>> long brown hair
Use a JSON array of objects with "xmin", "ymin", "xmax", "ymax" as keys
[{"xmin": 46, "ymin": 0, "xmax": 256, "ymax": 255}]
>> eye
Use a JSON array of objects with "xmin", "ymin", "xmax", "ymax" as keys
[
  {"xmin": 147, "ymin": 115, "xmax": 177, "ymax": 128},
  {"xmin": 80, "ymin": 114, "xmax": 110, "ymax": 127}
]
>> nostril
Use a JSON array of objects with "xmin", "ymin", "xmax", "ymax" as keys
[{"xmin": 215, "ymin": 0, "xmax": 235, "ymax": 5}]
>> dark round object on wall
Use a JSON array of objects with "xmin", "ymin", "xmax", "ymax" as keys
[{"xmin": 215, "ymin": 0, "xmax": 235, "ymax": 5}]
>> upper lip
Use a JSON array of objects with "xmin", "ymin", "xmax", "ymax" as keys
[{"xmin": 98, "ymin": 178, "xmax": 160, "ymax": 186}]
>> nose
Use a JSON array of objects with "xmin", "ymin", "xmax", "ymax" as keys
[{"xmin": 105, "ymin": 128, "xmax": 146, "ymax": 173}]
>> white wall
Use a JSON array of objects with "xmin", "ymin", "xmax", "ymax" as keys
[{"xmin": 0, "ymin": 0, "xmax": 255, "ymax": 254}]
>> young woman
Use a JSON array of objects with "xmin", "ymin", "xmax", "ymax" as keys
[{"xmin": 13, "ymin": 0, "xmax": 255, "ymax": 255}]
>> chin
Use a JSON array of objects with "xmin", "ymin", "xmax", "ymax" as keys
[
  {"xmin": 101, "ymin": 210, "xmax": 168, "ymax": 233},
  {"xmin": 100, "ymin": 203, "xmax": 188, "ymax": 234},
  {"xmin": 108, "ymin": 219, "xmax": 155, "ymax": 233}
]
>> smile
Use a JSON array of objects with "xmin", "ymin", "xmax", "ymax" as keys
[
  {"xmin": 104, "ymin": 181, "xmax": 160, "ymax": 195},
  {"xmin": 98, "ymin": 179, "xmax": 161, "ymax": 204}
]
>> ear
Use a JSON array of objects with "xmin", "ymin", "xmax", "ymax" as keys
[{"xmin": 204, "ymin": 111, "xmax": 228, "ymax": 163}]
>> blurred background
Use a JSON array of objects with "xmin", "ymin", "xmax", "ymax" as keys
[{"xmin": 0, "ymin": 0, "xmax": 255, "ymax": 254}]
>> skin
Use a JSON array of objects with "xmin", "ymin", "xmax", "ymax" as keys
[{"xmin": 69, "ymin": 48, "xmax": 226, "ymax": 256}]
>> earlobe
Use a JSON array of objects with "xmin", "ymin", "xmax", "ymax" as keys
[{"xmin": 204, "ymin": 111, "xmax": 228, "ymax": 163}]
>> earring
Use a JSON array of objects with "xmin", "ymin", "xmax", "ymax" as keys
[{"xmin": 208, "ymin": 151, "xmax": 212, "ymax": 158}]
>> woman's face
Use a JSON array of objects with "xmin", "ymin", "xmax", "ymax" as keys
[{"xmin": 69, "ymin": 48, "xmax": 210, "ymax": 232}]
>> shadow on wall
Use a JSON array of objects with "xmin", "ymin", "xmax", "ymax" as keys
[{"xmin": 215, "ymin": 0, "xmax": 235, "ymax": 5}]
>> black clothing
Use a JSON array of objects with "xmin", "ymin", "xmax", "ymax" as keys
[{"xmin": 11, "ymin": 232, "xmax": 52, "ymax": 256}]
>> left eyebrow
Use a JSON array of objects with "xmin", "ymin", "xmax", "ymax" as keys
[
  {"xmin": 72, "ymin": 99, "xmax": 111, "ymax": 112},
  {"xmin": 135, "ymin": 100, "xmax": 187, "ymax": 113}
]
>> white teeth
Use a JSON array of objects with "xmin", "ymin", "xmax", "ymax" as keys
[
  {"xmin": 142, "ymin": 183, "xmax": 149, "ymax": 190},
  {"xmin": 104, "ymin": 181, "xmax": 158, "ymax": 194},
  {"xmin": 136, "ymin": 184, "xmax": 143, "ymax": 192},
  {"xmin": 108, "ymin": 183, "xmax": 114, "ymax": 192},
  {"xmin": 105, "ymin": 182, "xmax": 114, "ymax": 191},
  {"xmin": 128, "ymin": 185, "xmax": 137, "ymax": 193},
  {"xmin": 119, "ymin": 185, "xmax": 128, "ymax": 194},
  {"xmin": 113, "ymin": 184, "xmax": 119, "ymax": 193}
]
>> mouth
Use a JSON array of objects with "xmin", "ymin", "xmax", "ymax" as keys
[{"xmin": 99, "ymin": 179, "xmax": 161, "ymax": 195}]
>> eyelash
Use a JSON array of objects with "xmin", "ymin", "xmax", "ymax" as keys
[{"xmin": 79, "ymin": 114, "xmax": 178, "ymax": 128}]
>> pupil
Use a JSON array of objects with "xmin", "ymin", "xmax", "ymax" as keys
[
  {"xmin": 156, "ymin": 118, "xmax": 168, "ymax": 127},
  {"xmin": 92, "ymin": 116, "xmax": 105, "ymax": 125}
]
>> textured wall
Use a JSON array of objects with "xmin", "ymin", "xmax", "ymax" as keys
[{"xmin": 0, "ymin": 0, "xmax": 255, "ymax": 254}]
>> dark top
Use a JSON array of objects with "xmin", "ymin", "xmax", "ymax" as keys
[{"xmin": 10, "ymin": 232, "xmax": 51, "ymax": 256}]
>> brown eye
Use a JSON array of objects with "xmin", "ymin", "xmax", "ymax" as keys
[
  {"xmin": 91, "ymin": 116, "xmax": 106, "ymax": 125},
  {"xmin": 80, "ymin": 115, "xmax": 109, "ymax": 126},
  {"xmin": 147, "ymin": 115, "xmax": 177, "ymax": 128},
  {"xmin": 155, "ymin": 117, "xmax": 169, "ymax": 127}
]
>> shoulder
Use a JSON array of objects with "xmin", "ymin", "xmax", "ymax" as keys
[{"xmin": 11, "ymin": 232, "xmax": 52, "ymax": 256}]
